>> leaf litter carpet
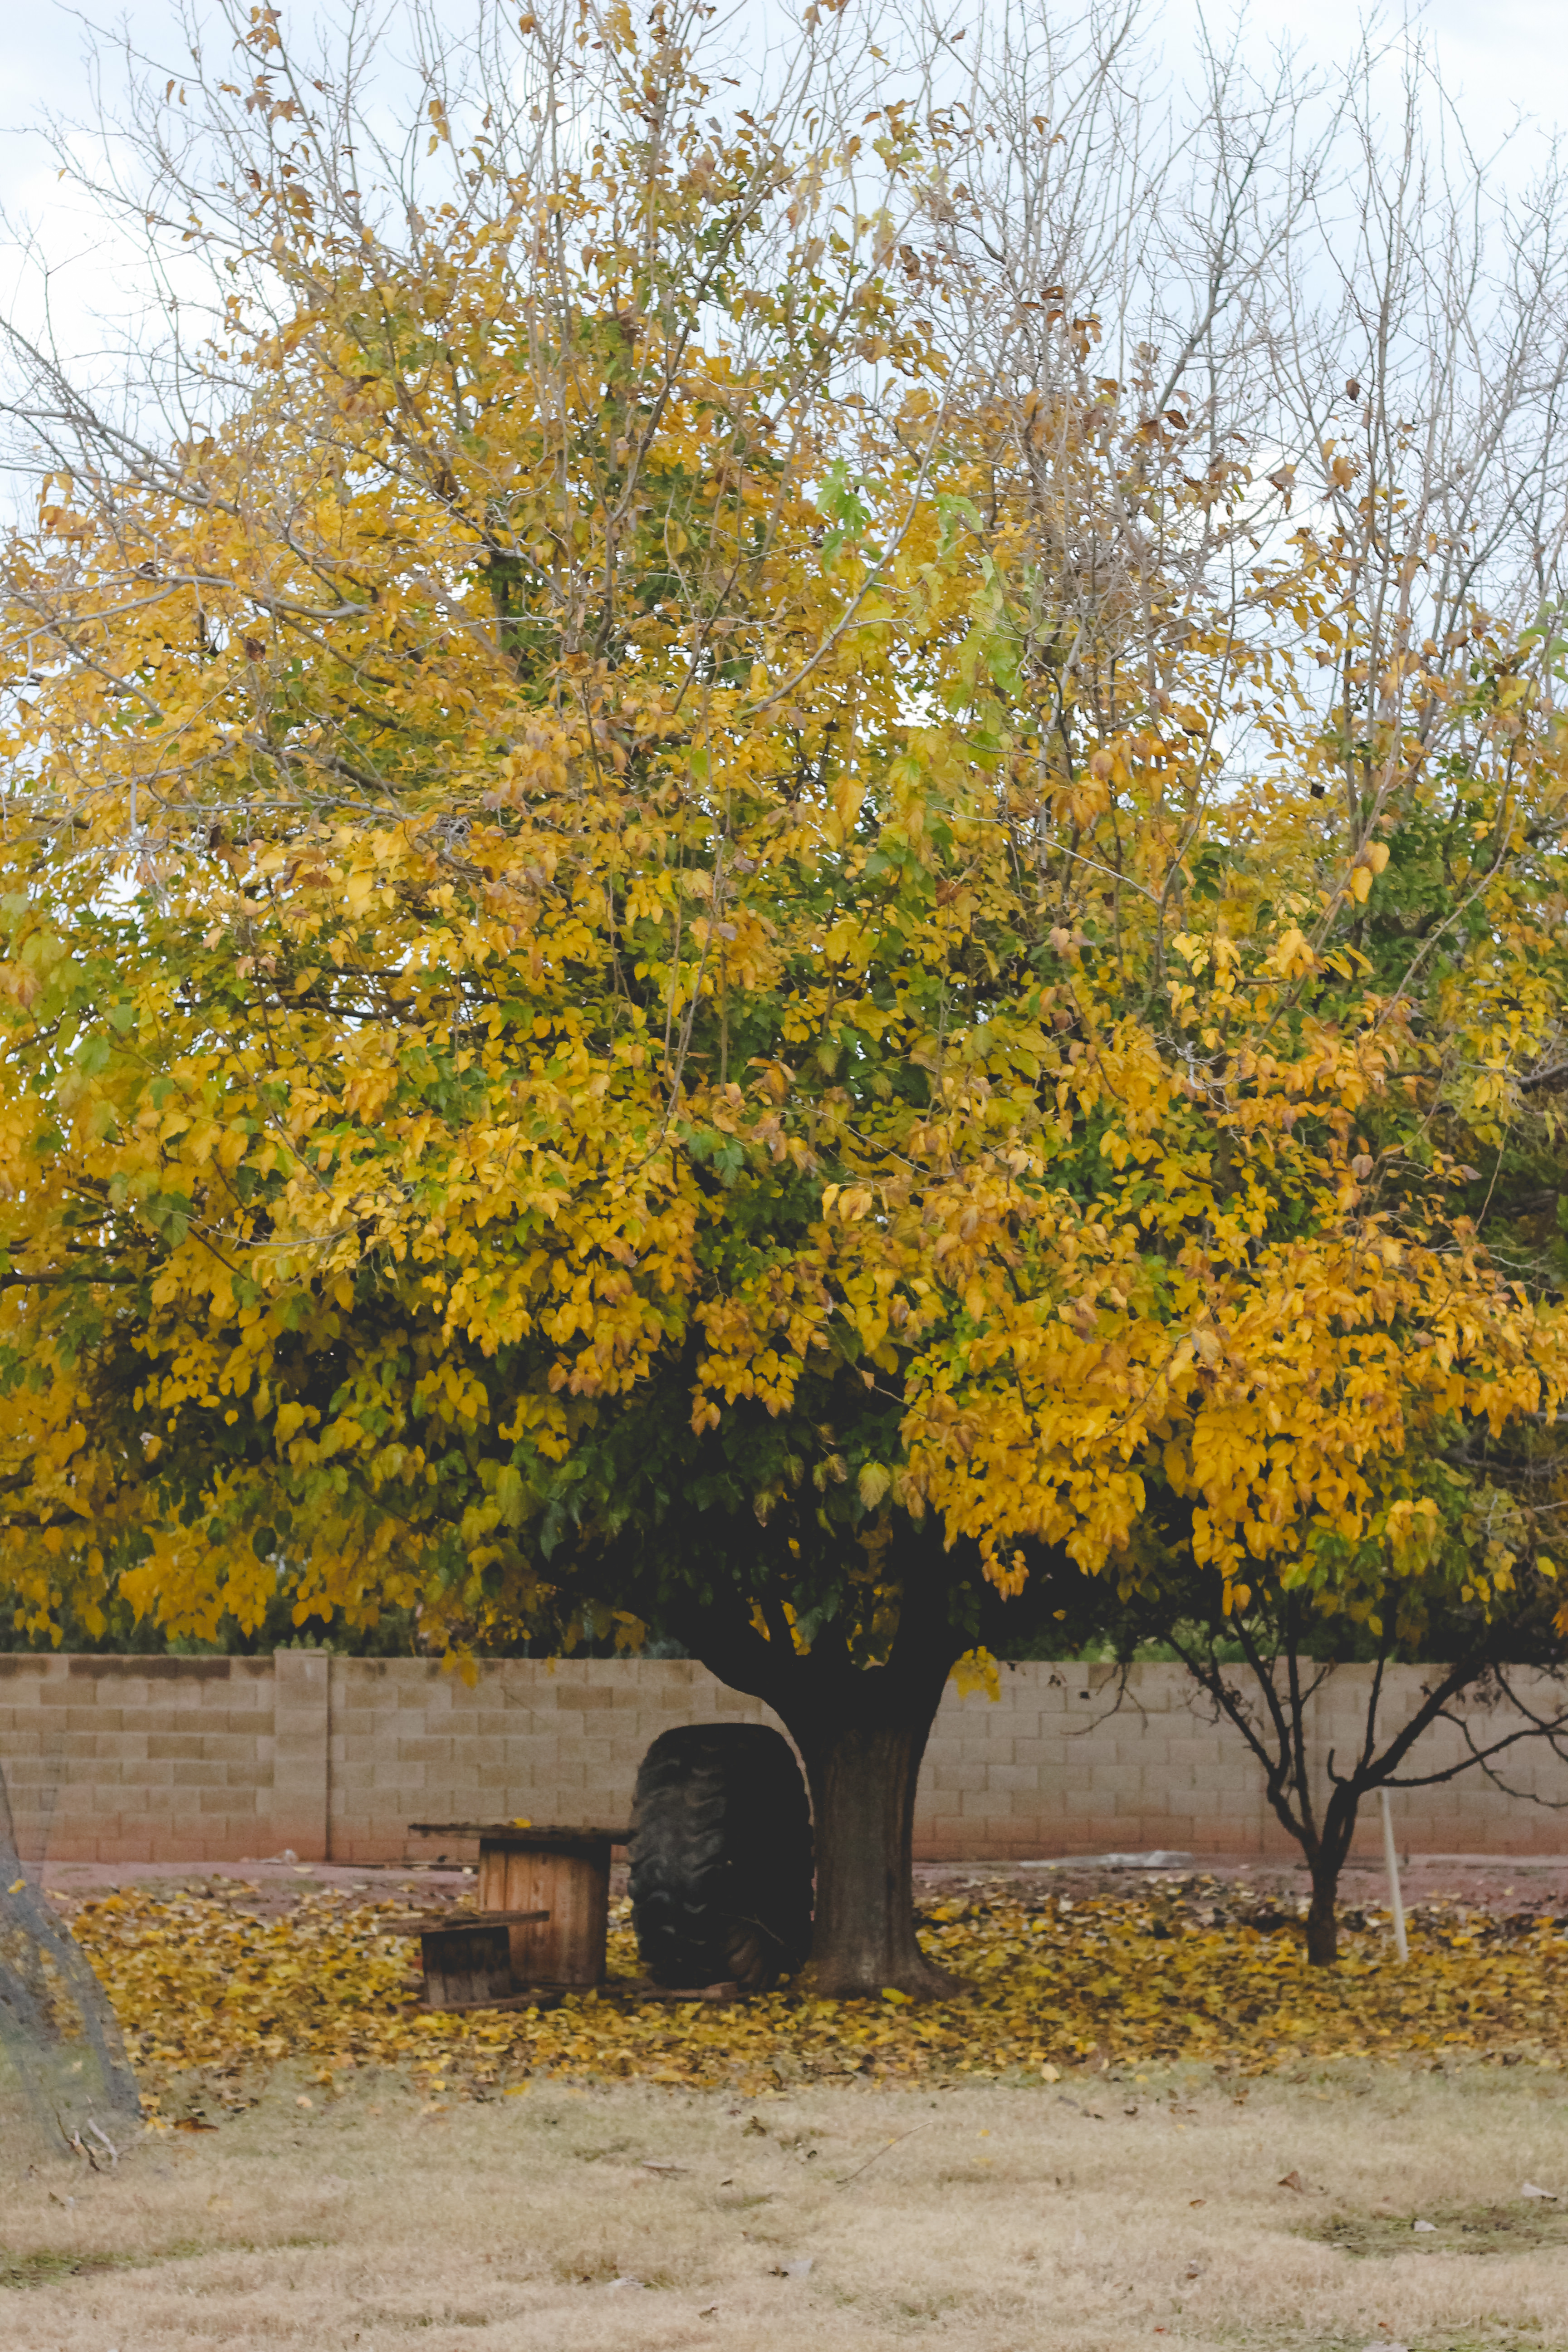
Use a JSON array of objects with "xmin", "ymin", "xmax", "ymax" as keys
[{"xmin": 60, "ymin": 1873, "xmax": 1568, "ymax": 2108}]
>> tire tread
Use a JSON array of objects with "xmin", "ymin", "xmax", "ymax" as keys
[{"xmin": 629, "ymin": 1725, "xmax": 813, "ymax": 1989}]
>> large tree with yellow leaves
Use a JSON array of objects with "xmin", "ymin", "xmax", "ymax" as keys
[{"xmin": 5, "ymin": 1, "xmax": 1568, "ymax": 1989}]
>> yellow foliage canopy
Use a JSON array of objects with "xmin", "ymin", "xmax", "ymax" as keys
[{"xmin": 0, "ymin": 15, "xmax": 1565, "ymax": 1666}]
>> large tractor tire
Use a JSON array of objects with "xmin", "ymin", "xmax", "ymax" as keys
[{"xmin": 629, "ymin": 1725, "xmax": 813, "ymax": 1991}]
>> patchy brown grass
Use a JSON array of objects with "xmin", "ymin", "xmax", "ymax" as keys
[{"xmin": 5, "ymin": 2063, "xmax": 1568, "ymax": 2350}]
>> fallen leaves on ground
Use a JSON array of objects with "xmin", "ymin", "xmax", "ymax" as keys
[{"xmin": 63, "ymin": 1877, "xmax": 1568, "ymax": 2107}]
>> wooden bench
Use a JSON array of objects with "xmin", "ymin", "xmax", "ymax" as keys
[{"xmin": 382, "ymin": 1906, "xmax": 556, "ymax": 2012}]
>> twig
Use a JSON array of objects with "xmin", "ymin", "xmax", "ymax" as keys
[{"xmin": 837, "ymin": 2117, "xmax": 939, "ymax": 2187}]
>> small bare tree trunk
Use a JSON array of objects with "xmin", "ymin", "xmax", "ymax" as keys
[
  {"xmin": 1305, "ymin": 1860, "xmax": 1341, "ymax": 1966},
  {"xmin": 1295, "ymin": 1789, "xmax": 1358, "ymax": 1967}
]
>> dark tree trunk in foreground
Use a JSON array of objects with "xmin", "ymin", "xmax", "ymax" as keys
[{"xmin": 678, "ymin": 1531, "xmax": 965, "ymax": 1997}]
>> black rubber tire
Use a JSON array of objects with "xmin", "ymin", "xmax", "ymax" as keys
[{"xmin": 629, "ymin": 1725, "xmax": 813, "ymax": 1991}]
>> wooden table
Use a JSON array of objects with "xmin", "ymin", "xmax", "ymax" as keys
[{"xmin": 409, "ymin": 1823, "xmax": 631, "ymax": 1989}]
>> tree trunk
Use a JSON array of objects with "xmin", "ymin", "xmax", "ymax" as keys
[
  {"xmin": 679, "ymin": 1526, "xmax": 965, "ymax": 1998},
  {"xmin": 792, "ymin": 1713, "xmax": 957, "ymax": 1998},
  {"xmin": 1305, "ymin": 1862, "xmax": 1339, "ymax": 1966},
  {"xmin": 1300, "ymin": 1792, "xmax": 1359, "ymax": 1966}
]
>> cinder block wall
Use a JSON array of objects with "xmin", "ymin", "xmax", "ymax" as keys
[
  {"xmin": 0, "ymin": 1655, "xmax": 275, "ymax": 1865},
  {"xmin": 328, "ymin": 1656, "xmax": 770, "ymax": 1864},
  {"xmin": 2, "ymin": 1653, "xmax": 1566, "ymax": 1865}
]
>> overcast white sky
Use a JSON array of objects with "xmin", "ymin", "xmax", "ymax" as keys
[
  {"xmin": 5, "ymin": 0, "xmax": 1568, "ymax": 196},
  {"xmin": 5, "ymin": 0, "xmax": 1565, "ymax": 129},
  {"xmin": 1258, "ymin": 0, "xmax": 1568, "ymax": 144},
  {"xmin": 1, "ymin": 0, "xmax": 1566, "ymax": 360}
]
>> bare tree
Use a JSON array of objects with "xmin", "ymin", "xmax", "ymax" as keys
[{"xmin": 1116, "ymin": 1570, "xmax": 1568, "ymax": 1962}]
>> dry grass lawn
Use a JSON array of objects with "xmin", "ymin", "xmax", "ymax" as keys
[{"xmin": 5, "ymin": 2065, "xmax": 1568, "ymax": 2351}]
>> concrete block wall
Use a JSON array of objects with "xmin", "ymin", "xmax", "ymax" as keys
[
  {"xmin": 0, "ymin": 1656, "xmax": 275, "ymax": 1864},
  {"xmin": 3, "ymin": 1652, "xmax": 1567, "ymax": 1865},
  {"xmin": 273, "ymin": 1650, "xmax": 330, "ymax": 1861},
  {"xmin": 327, "ymin": 1657, "xmax": 767, "ymax": 1865},
  {"xmin": 933, "ymin": 1662, "xmax": 1568, "ymax": 1862}
]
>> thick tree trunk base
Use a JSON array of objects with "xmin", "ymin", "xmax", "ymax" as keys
[
  {"xmin": 795, "ymin": 1950, "xmax": 963, "ymax": 2001},
  {"xmin": 686, "ymin": 1542, "xmax": 965, "ymax": 2003},
  {"xmin": 799, "ymin": 1719, "xmax": 952, "ymax": 1999}
]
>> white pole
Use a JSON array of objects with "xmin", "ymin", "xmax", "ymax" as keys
[{"xmin": 1380, "ymin": 1787, "xmax": 1408, "ymax": 1962}]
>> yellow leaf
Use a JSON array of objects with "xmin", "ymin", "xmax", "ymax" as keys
[
  {"xmin": 949, "ymin": 1647, "xmax": 1000, "ymax": 1701},
  {"xmin": 857, "ymin": 1462, "xmax": 891, "ymax": 1510}
]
